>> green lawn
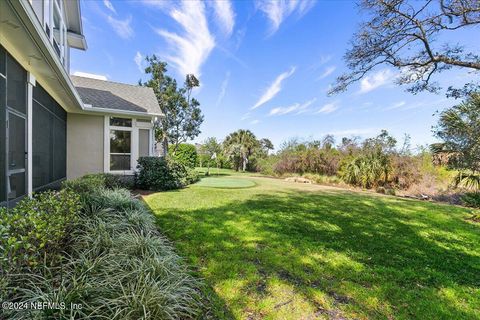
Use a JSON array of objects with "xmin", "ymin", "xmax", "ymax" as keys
[{"xmin": 143, "ymin": 172, "xmax": 480, "ymax": 319}]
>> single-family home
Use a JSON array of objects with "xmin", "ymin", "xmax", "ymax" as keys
[{"xmin": 0, "ymin": 0, "xmax": 163, "ymax": 206}]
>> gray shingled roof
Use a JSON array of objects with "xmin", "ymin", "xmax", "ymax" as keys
[{"xmin": 71, "ymin": 76, "xmax": 162, "ymax": 115}]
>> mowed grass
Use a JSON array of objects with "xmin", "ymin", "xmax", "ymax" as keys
[
  {"xmin": 143, "ymin": 172, "xmax": 480, "ymax": 319},
  {"xmin": 195, "ymin": 177, "xmax": 256, "ymax": 189}
]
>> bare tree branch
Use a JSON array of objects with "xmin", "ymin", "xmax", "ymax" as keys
[{"xmin": 330, "ymin": 0, "xmax": 480, "ymax": 95}]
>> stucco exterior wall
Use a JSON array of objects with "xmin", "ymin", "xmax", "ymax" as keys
[{"xmin": 67, "ymin": 113, "xmax": 104, "ymax": 179}]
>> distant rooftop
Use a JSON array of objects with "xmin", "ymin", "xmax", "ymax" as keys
[
  {"xmin": 71, "ymin": 75, "xmax": 162, "ymax": 116},
  {"xmin": 72, "ymin": 71, "xmax": 107, "ymax": 81}
]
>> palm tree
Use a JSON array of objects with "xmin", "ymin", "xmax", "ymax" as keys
[{"xmin": 223, "ymin": 130, "xmax": 259, "ymax": 172}]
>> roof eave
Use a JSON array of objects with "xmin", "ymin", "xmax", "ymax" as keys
[{"xmin": 82, "ymin": 104, "xmax": 164, "ymax": 118}]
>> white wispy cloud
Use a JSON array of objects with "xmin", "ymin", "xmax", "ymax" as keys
[
  {"xmin": 250, "ymin": 119, "xmax": 260, "ymax": 125},
  {"xmin": 241, "ymin": 112, "xmax": 251, "ymax": 120},
  {"xmin": 256, "ymin": 0, "xmax": 317, "ymax": 35},
  {"xmin": 386, "ymin": 101, "xmax": 406, "ymax": 110},
  {"xmin": 154, "ymin": 1, "xmax": 215, "ymax": 76},
  {"xmin": 210, "ymin": 0, "xmax": 235, "ymax": 37},
  {"xmin": 134, "ymin": 51, "xmax": 144, "ymax": 73},
  {"xmin": 317, "ymin": 66, "xmax": 336, "ymax": 80},
  {"xmin": 269, "ymin": 98, "xmax": 316, "ymax": 116},
  {"xmin": 252, "ymin": 67, "xmax": 296, "ymax": 109},
  {"xmin": 358, "ymin": 69, "xmax": 395, "ymax": 94},
  {"xmin": 310, "ymin": 54, "xmax": 332, "ymax": 71},
  {"xmin": 316, "ymin": 102, "xmax": 339, "ymax": 114},
  {"xmin": 107, "ymin": 15, "xmax": 134, "ymax": 39},
  {"xmin": 386, "ymin": 98, "xmax": 449, "ymax": 111},
  {"xmin": 103, "ymin": 0, "xmax": 116, "ymax": 14},
  {"xmin": 216, "ymin": 71, "xmax": 231, "ymax": 106}
]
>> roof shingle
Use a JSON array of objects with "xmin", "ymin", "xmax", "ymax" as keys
[{"xmin": 71, "ymin": 75, "xmax": 162, "ymax": 115}]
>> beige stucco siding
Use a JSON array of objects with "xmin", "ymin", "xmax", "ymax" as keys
[{"xmin": 67, "ymin": 113, "xmax": 104, "ymax": 179}]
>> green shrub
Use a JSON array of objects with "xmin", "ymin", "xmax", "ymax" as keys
[
  {"xmin": 0, "ymin": 190, "xmax": 81, "ymax": 273},
  {"xmin": 461, "ymin": 192, "xmax": 480, "ymax": 208},
  {"xmin": 169, "ymin": 143, "xmax": 198, "ymax": 168},
  {"xmin": 62, "ymin": 173, "xmax": 105, "ymax": 194},
  {"xmin": 63, "ymin": 173, "xmax": 133, "ymax": 195},
  {"xmin": 257, "ymin": 156, "xmax": 277, "ymax": 176},
  {"xmin": 136, "ymin": 156, "xmax": 198, "ymax": 191},
  {"xmin": 186, "ymin": 167, "xmax": 200, "ymax": 184},
  {"xmin": 5, "ymin": 185, "xmax": 203, "ymax": 319}
]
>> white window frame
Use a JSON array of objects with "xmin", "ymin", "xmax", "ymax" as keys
[
  {"xmin": 138, "ymin": 127, "xmax": 154, "ymax": 158},
  {"xmin": 104, "ymin": 116, "xmax": 155, "ymax": 175},
  {"xmin": 43, "ymin": 0, "xmax": 67, "ymax": 65},
  {"xmin": 104, "ymin": 116, "xmax": 137, "ymax": 175}
]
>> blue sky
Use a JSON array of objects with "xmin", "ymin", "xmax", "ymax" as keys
[{"xmin": 71, "ymin": 0, "xmax": 479, "ymax": 151}]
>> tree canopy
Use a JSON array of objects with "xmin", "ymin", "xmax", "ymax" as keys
[
  {"xmin": 432, "ymin": 93, "xmax": 480, "ymax": 189},
  {"xmin": 223, "ymin": 130, "xmax": 261, "ymax": 172},
  {"xmin": 330, "ymin": 0, "xmax": 480, "ymax": 95},
  {"xmin": 142, "ymin": 55, "xmax": 204, "ymax": 154}
]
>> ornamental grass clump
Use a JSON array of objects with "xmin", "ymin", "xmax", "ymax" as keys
[{"xmin": 4, "ymin": 175, "xmax": 204, "ymax": 319}]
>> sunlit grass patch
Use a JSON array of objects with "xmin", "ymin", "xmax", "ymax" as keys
[{"xmin": 144, "ymin": 174, "xmax": 480, "ymax": 319}]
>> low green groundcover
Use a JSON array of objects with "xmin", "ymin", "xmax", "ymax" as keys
[{"xmin": 195, "ymin": 177, "xmax": 256, "ymax": 188}]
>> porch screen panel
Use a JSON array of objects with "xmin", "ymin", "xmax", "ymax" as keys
[
  {"xmin": 0, "ymin": 45, "xmax": 5, "ymax": 75},
  {"xmin": 32, "ymin": 84, "xmax": 67, "ymax": 190},
  {"xmin": 32, "ymin": 102, "xmax": 52, "ymax": 188},
  {"xmin": 53, "ymin": 117, "xmax": 66, "ymax": 181},
  {"xmin": 6, "ymin": 55, "xmax": 26, "ymax": 114},
  {"xmin": 0, "ymin": 46, "xmax": 5, "ymax": 202}
]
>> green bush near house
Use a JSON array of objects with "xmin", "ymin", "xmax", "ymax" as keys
[
  {"xmin": 136, "ymin": 156, "xmax": 199, "ymax": 191},
  {"xmin": 2, "ymin": 175, "xmax": 204, "ymax": 319},
  {"xmin": 63, "ymin": 173, "xmax": 133, "ymax": 194},
  {"xmin": 0, "ymin": 190, "xmax": 81, "ymax": 274},
  {"xmin": 169, "ymin": 143, "xmax": 198, "ymax": 168}
]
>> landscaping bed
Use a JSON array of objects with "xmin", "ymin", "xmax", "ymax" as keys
[{"xmin": 1, "ymin": 173, "xmax": 203, "ymax": 319}]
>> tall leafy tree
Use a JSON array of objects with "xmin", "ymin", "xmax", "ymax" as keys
[
  {"xmin": 142, "ymin": 55, "xmax": 204, "ymax": 154},
  {"xmin": 223, "ymin": 130, "xmax": 260, "ymax": 172},
  {"xmin": 201, "ymin": 137, "xmax": 222, "ymax": 175},
  {"xmin": 259, "ymin": 138, "xmax": 274, "ymax": 156},
  {"xmin": 330, "ymin": 0, "xmax": 480, "ymax": 95},
  {"xmin": 432, "ymin": 93, "xmax": 480, "ymax": 189}
]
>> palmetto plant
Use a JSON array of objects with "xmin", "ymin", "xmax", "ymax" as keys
[
  {"xmin": 341, "ymin": 153, "xmax": 391, "ymax": 188},
  {"xmin": 223, "ymin": 129, "xmax": 260, "ymax": 171},
  {"xmin": 453, "ymin": 172, "xmax": 480, "ymax": 191}
]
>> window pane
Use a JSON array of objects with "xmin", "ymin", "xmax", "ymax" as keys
[
  {"xmin": 7, "ymin": 55, "xmax": 26, "ymax": 114},
  {"xmin": 110, "ymin": 155, "xmax": 130, "ymax": 171},
  {"xmin": 139, "ymin": 129, "xmax": 150, "ymax": 157},
  {"xmin": 110, "ymin": 117, "xmax": 132, "ymax": 127},
  {"xmin": 110, "ymin": 130, "xmax": 131, "ymax": 153}
]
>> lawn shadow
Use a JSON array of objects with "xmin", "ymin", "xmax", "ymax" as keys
[{"xmin": 148, "ymin": 189, "xmax": 480, "ymax": 319}]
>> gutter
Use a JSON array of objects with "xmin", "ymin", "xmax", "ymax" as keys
[{"xmin": 83, "ymin": 104, "xmax": 164, "ymax": 118}]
